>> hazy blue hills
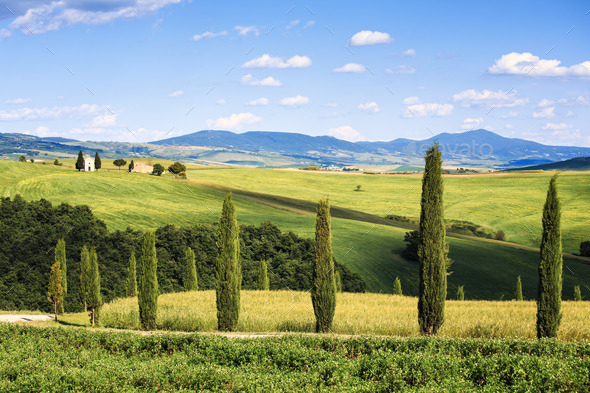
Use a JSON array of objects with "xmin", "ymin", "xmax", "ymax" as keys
[{"xmin": 509, "ymin": 156, "xmax": 590, "ymax": 171}]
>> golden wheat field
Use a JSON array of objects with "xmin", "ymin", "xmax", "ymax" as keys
[{"xmin": 101, "ymin": 290, "xmax": 590, "ymax": 340}]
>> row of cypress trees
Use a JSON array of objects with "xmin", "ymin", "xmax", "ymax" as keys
[{"xmin": 415, "ymin": 143, "xmax": 565, "ymax": 338}]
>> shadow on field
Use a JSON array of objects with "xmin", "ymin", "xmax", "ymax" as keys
[
  {"xmin": 277, "ymin": 321, "xmax": 314, "ymax": 333},
  {"xmin": 57, "ymin": 320, "xmax": 86, "ymax": 328}
]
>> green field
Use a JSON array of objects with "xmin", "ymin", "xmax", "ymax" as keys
[
  {"xmin": 185, "ymin": 168, "xmax": 590, "ymax": 253},
  {"xmin": 0, "ymin": 324, "xmax": 588, "ymax": 392},
  {"xmin": 1, "ymin": 160, "xmax": 589, "ymax": 298}
]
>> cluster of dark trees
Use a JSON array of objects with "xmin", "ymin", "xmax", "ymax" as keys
[{"xmin": 0, "ymin": 195, "xmax": 364, "ymax": 313}]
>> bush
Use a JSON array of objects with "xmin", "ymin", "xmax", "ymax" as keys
[
  {"xmin": 168, "ymin": 162, "xmax": 186, "ymax": 174},
  {"xmin": 299, "ymin": 166, "xmax": 319, "ymax": 171},
  {"xmin": 580, "ymin": 241, "xmax": 590, "ymax": 257},
  {"xmin": 151, "ymin": 164, "xmax": 165, "ymax": 176},
  {"xmin": 494, "ymin": 230, "xmax": 506, "ymax": 241},
  {"xmin": 402, "ymin": 230, "xmax": 420, "ymax": 261}
]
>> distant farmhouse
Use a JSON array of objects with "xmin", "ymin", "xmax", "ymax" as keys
[
  {"xmin": 131, "ymin": 161, "xmax": 154, "ymax": 173},
  {"xmin": 84, "ymin": 154, "xmax": 94, "ymax": 172}
]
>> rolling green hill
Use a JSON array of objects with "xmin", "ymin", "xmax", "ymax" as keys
[{"xmin": 0, "ymin": 160, "xmax": 588, "ymax": 299}]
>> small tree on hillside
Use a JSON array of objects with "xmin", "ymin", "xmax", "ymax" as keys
[
  {"xmin": 129, "ymin": 160, "xmax": 135, "ymax": 172},
  {"xmin": 537, "ymin": 174, "xmax": 563, "ymax": 339},
  {"xmin": 152, "ymin": 164, "xmax": 165, "ymax": 176},
  {"xmin": 184, "ymin": 247, "xmax": 198, "ymax": 291},
  {"xmin": 126, "ymin": 250, "xmax": 137, "ymax": 297},
  {"xmin": 79, "ymin": 246, "xmax": 90, "ymax": 312},
  {"xmin": 393, "ymin": 277, "xmax": 403, "ymax": 295},
  {"xmin": 515, "ymin": 276, "xmax": 523, "ymax": 301},
  {"xmin": 456, "ymin": 285, "xmax": 465, "ymax": 301},
  {"xmin": 76, "ymin": 151, "xmax": 84, "ymax": 171},
  {"xmin": 168, "ymin": 162, "xmax": 186, "ymax": 174},
  {"xmin": 257, "ymin": 260, "xmax": 270, "ymax": 290},
  {"xmin": 87, "ymin": 248, "xmax": 102, "ymax": 326},
  {"xmin": 312, "ymin": 197, "xmax": 336, "ymax": 333},
  {"xmin": 216, "ymin": 193, "xmax": 241, "ymax": 331},
  {"xmin": 19, "ymin": 155, "xmax": 26, "ymax": 162},
  {"xmin": 402, "ymin": 230, "xmax": 420, "ymax": 261},
  {"xmin": 53, "ymin": 159, "xmax": 60, "ymax": 166},
  {"xmin": 418, "ymin": 143, "xmax": 448, "ymax": 336},
  {"xmin": 139, "ymin": 230, "xmax": 158, "ymax": 330},
  {"xmin": 29, "ymin": 158, "xmax": 34, "ymax": 163},
  {"xmin": 580, "ymin": 241, "xmax": 590, "ymax": 257},
  {"xmin": 55, "ymin": 238, "xmax": 67, "ymax": 313},
  {"xmin": 573, "ymin": 285, "xmax": 582, "ymax": 301},
  {"xmin": 47, "ymin": 260, "xmax": 63, "ymax": 322},
  {"xmin": 113, "ymin": 159, "xmax": 127, "ymax": 171},
  {"xmin": 94, "ymin": 152, "xmax": 101, "ymax": 171}
]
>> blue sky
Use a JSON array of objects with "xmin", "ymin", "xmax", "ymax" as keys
[{"xmin": 0, "ymin": 0, "xmax": 589, "ymax": 146}]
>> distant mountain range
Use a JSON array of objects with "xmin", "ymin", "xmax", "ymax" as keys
[
  {"xmin": 2, "ymin": 129, "xmax": 589, "ymax": 169},
  {"xmin": 151, "ymin": 129, "xmax": 590, "ymax": 166},
  {"xmin": 509, "ymin": 156, "xmax": 590, "ymax": 171}
]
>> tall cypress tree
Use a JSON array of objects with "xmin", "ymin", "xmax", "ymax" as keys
[
  {"xmin": 94, "ymin": 152, "xmax": 101, "ymax": 171},
  {"xmin": 55, "ymin": 238, "xmax": 67, "ymax": 313},
  {"xmin": 216, "ymin": 193, "xmax": 241, "ymax": 331},
  {"xmin": 87, "ymin": 248, "xmax": 102, "ymax": 326},
  {"xmin": 537, "ymin": 174, "xmax": 563, "ymax": 339},
  {"xmin": 311, "ymin": 197, "xmax": 336, "ymax": 333},
  {"xmin": 79, "ymin": 245, "xmax": 90, "ymax": 312},
  {"xmin": 184, "ymin": 247, "xmax": 198, "ymax": 291},
  {"xmin": 257, "ymin": 260, "xmax": 270, "ymax": 290},
  {"xmin": 126, "ymin": 250, "xmax": 137, "ymax": 297},
  {"xmin": 456, "ymin": 285, "xmax": 465, "ymax": 301},
  {"xmin": 76, "ymin": 151, "xmax": 84, "ymax": 171},
  {"xmin": 393, "ymin": 277, "xmax": 403, "ymax": 295},
  {"xmin": 47, "ymin": 261, "xmax": 63, "ymax": 322},
  {"xmin": 335, "ymin": 270, "xmax": 343, "ymax": 293},
  {"xmin": 139, "ymin": 230, "xmax": 159, "ymax": 330},
  {"xmin": 573, "ymin": 285, "xmax": 582, "ymax": 301},
  {"xmin": 417, "ymin": 143, "xmax": 448, "ymax": 336},
  {"xmin": 515, "ymin": 276, "xmax": 523, "ymax": 301}
]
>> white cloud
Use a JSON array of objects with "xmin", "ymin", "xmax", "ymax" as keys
[
  {"xmin": 91, "ymin": 114, "xmax": 116, "ymax": 127},
  {"xmin": 385, "ymin": 65, "xmax": 416, "ymax": 74},
  {"xmin": 246, "ymin": 97, "xmax": 268, "ymax": 106},
  {"xmin": 303, "ymin": 21, "xmax": 315, "ymax": 28},
  {"xmin": 191, "ymin": 31, "xmax": 227, "ymax": 41},
  {"xmin": 0, "ymin": 104, "xmax": 102, "ymax": 121},
  {"xmin": 206, "ymin": 112, "xmax": 262, "ymax": 130},
  {"xmin": 532, "ymin": 106, "xmax": 555, "ymax": 119},
  {"xmin": 452, "ymin": 89, "xmax": 528, "ymax": 108},
  {"xmin": 216, "ymin": 99, "xmax": 226, "ymax": 105},
  {"xmin": 358, "ymin": 102, "xmax": 381, "ymax": 113},
  {"xmin": 242, "ymin": 54, "xmax": 312, "ymax": 69},
  {"xmin": 566, "ymin": 110, "xmax": 574, "ymax": 117},
  {"xmin": 461, "ymin": 117, "xmax": 483, "ymax": 130},
  {"xmin": 168, "ymin": 90, "xmax": 183, "ymax": 97},
  {"xmin": 0, "ymin": 28, "xmax": 11, "ymax": 38},
  {"xmin": 5, "ymin": 97, "xmax": 31, "ymax": 104},
  {"xmin": 402, "ymin": 97, "xmax": 453, "ymax": 117},
  {"xmin": 279, "ymin": 95, "xmax": 309, "ymax": 107},
  {"xmin": 10, "ymin": 0, "xmax": 182, "ymax": 34},
  {"xmin": 489, "ymin": 52, "xmax": 590, "ymax": 77},
  {"xmin": 542, "ymin": 122, "xmax": 572, "ymax": 131},
  {"xmin": 349, "ymin": 30, "xmax": 393, "ymax": 46},
  {"xmin": 333, "ymin": 63, "xmax": 365, "ymax": 73},
  {"xmin": 22, "ymin": 125, "xmax": 51, "ymax": 138},
  {"xmin": 328, "ymin": 126, "xmax": 363, "ymax": 142},
  {"xmin": 538, "ymin": 99, "xmax": 555, "ymax": 108},
  {"xmin": 240, "ymin": 74, "xmax": 282, "ymax": 87},
  {"xmin": 234, "ymin": 25, "xmax": 259, "ymax": 37},
  {"xmin": 391, "ymin": 48, "xmax": 416, "ymax": 57},
  {"xmin": 286, "ymin": 20, "xmax": 299, "ymax": 29}
]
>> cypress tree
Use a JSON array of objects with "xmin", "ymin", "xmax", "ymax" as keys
[
  {"xmin": 87, "ymin": 248, "xmax": 102, "ymax": 326},
  {"xmin": 393, "ymin": 277, "xmax": 402, "ymax": 295},
  {"xmin": 94, "ymin": 152, "xmax": 101, "ymax": 171},
  {"xmin": 129, "ymin": 159, "xmax": 135, "ymax": 172},
  {"xmin": 55, "ymin": 238, "xmax": 67, "ymax": 313},
  {"xmin": 417, "ymin": 143, "xmax": 448, "ymax": 336},
  {"xmin": 126, "ymin": 250, "xmax": 138, "ymax": 297},
  {"xmin": 537, "ymin": 174, "xmax": 563, "ymax": 339},
  {"xmin": 573, "ymin": 285, "xmax": 582, "ymax": 301},
  {"xmin": 257, "ymin": 260, "xmax": 270, "ymax": 290},
  {"xmin": 311, "ymin": 197, "xmax": 336, "ymax": 333},
  {"xmin": 47, "ymin": 260, "xmax": 63, "ymax": 322},
  {"xmin": 79, "ymin": 246, "xmax": 90, "ymax": 312},
  {"xmin": 184, "ymin": 247, "xmax": 198, "ymax": 291},
  {"xmin": 75, "ymin": 151, "xmax": 84, "ymax": 171},
  {"xmin": 515, "ymin": 276, "xmax": 523, "ymax": 301},
  {"xmin": 139, "ymin": 230, "xmax": 159, "ymax": 330},
  {"xmin": 216, "ymin": 193, "xmax": 241, "ymax": 331},
  {"xmin": 335, "ymin": 270, "xmax": 343, "ymax": 293},
  {"xmin": 456, "ymin": 285, "xmax": 465, "ymax": 301}
]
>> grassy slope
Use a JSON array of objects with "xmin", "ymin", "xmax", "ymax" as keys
[
  {"xmin": 185, "ymin": 168, "xmax": 590, "ymax": 253},
  {"xmin": 1, "ymin": 161, "xmax": 589, "ymax": 298}
]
